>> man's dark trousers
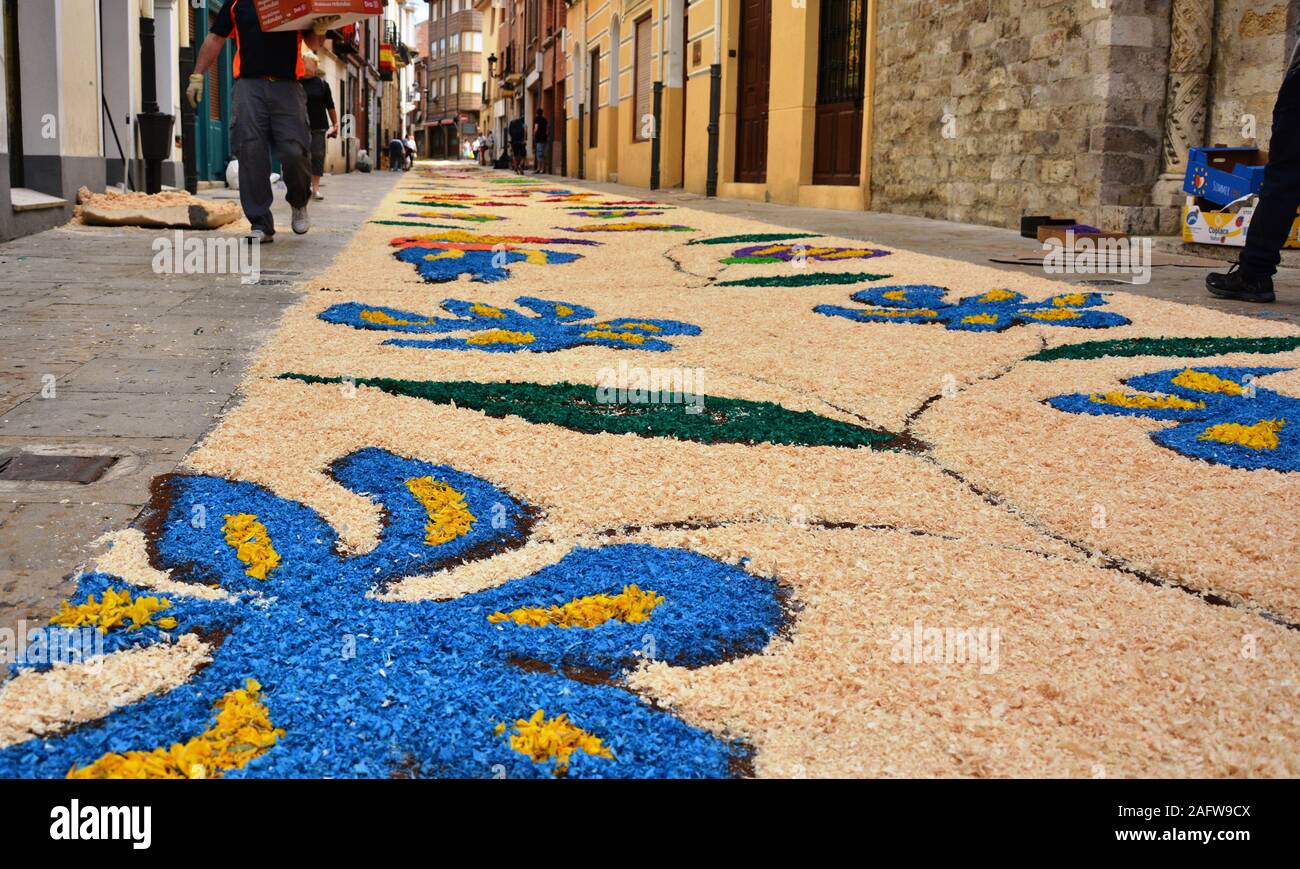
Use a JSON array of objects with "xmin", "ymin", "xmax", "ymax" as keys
[
  {"xmin": 1241, "ymin": 69, "xmax": 1300, "ymax": 277},
  {"xmin": 232, "ymin": 78, "xmax": 312, "ymax": 234}
]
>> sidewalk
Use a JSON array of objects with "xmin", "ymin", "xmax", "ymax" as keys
[
  {"xmin": 556, "ymin": 174, "xmax": 1300, "ymax": 321},
  {"xmin": 0, "ymin": 170, "xmax": 399, "ymax": 658}
]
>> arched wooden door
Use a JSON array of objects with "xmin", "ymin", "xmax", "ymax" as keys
[
  {"xmin": 734, "ymin": 0, "xmax": 770, "ymax": 183},
  {"xmin": 812, "ymin": 0, "xmax": 867, "ymax": 185}
]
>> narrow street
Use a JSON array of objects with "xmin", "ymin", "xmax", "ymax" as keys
[{"xmin": 1, "ymin": 161, "xmax": 1297, "ymax": 787}]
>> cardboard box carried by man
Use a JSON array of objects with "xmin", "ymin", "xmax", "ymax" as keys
[{"xmin": 253, "ymin": 0, "xmax": 383, "ymax": 33}]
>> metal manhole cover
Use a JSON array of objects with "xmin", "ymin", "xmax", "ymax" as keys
[{"xmin": 0, "ymin": 454, "xmax": 119, "ymax": 483}]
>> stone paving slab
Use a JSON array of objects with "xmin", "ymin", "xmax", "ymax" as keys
[
  {"xmin": 0, "ymin": 501, "xmax": 143, "ymax": 635},
  {"xmin": 0, "ymin": 170, "xmax": 401, "ymax": 670},
  {"xmin": 0, "ymin": 436, "xmax": 193, "ymax": 506},
  {"xmin": 58, "ymin": 356, "xmax": 240, "ymax": 395},
  {"xmin": 0, "ymin": 392, "xmax": 231, "ymax": 438}
]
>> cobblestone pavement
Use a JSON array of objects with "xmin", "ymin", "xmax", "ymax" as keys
[{"xmin": 0, "ymin": 170, "xmax": 400, "ymax": 666}]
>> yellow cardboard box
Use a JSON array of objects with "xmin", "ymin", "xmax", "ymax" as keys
[{"xmin": 1182, "ymin": 195, "xmax": 1300, "ymax": 248}]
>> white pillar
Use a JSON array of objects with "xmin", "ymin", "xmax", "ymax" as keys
[
  {"xmin": 154, "ymin": 0, "xmax": 178, "ymax": 122},
  {"xmin": 17, "ymin": 0, "xmax": 62, "ymax": 165},
  {"xmin": 99, "ymin": 0, "xmax": 137, "ymax": 186}
]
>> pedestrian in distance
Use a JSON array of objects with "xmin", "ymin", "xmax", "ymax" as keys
[
  {"xmin": 389, "ymin": 134, "xmax": 407, "ymax": 172},
  {"xmin": 532, "ymin": 109, "xmax": 549, "ymax": 174},
  {"xmin": 508, "ymin": 115, "xmax": 527, "ymax": 175},
  {"xmin": 299, "ymin": 50, "xmax": 337, "ymax": 202},
  {"xmin": 188, "ymin": 0, "xmax": 318, "ymax": 243},
  {"xmin": 1206, "ymin": 37, "xmax": 1300, "ymax": 303}
]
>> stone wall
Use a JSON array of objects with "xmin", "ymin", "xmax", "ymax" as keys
[
  {"xmin": 869, "ymin": 0, "xmax": 1171, "ymax": 233},
  {"xmin": 1206, "ymin": 1, "xmax": 1295, "ymax": 151}
]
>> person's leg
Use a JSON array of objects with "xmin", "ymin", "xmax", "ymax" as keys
[
  {"xmin": 267, "ymin": 81, "xmax": 312, "ymax": 212},
  {"xmin": 310, "ymin": 130, "xmax": 326, "ymax": 198},
  {"xmin": 233, "ymin": 79, "xmax": 276, "ymax": 235},
  {"xmin": 1239, "ymin": 71, "xmax": 1300, "ymax": 278}
]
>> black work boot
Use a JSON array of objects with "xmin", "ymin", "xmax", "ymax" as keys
[{"xmin": 1206, "ymin": 264, "xmax": 1276, "ymax": 303}]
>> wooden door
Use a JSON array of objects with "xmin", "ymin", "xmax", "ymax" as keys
[
  {"xmin": 812, "ymin": 0, "xmax": 867, "ymax": 185},
  {"xmin": 734, "ymin": 0, "xmax": 770, "ymax": 183}
]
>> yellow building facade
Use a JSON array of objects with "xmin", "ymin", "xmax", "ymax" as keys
[{"xmin": 562, "ymin": 0, "xmax": 875, "ymax": 209}]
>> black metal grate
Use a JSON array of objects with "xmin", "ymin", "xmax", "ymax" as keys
[
  {"xmin": 0, "ymin": 454, "xmax": 119, "ymax": 484},
  {"xmin": 816, "ymin": 0, "xmax": 867, "ymax": 106}
]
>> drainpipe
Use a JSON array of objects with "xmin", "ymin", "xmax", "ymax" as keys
[
  {"xmin": 650, "ymin": 79, "xmax": 662, "ymax": 189},
  {"xmin": 705, "ymin": 0, "xmax": 720, "ymax": 196},
  {"xmin": 577, "ymin": 11, "xmax": 586, "ymax": 180},
  {"xmin": 649, "ymin": 1, "xmax": 664, "ymax": 189},
  {"xmin": 136, "ymin": 1, "xmax": 175, "ymax": 194}
]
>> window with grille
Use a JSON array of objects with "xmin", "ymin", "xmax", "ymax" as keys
[{"xmin": 816, "ymin": 0, "xmax": 866, "ymax": 106}]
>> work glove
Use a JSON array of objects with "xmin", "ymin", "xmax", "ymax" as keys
[
  {"xmin": 312, "ymin": 15, "xmax": 340, "ymax": 35},
  {"xmin": 186, "ymin": 73, "xmax": 204, "ymax": 108}
]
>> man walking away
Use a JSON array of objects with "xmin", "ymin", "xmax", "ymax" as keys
[
  {"xmin": 300, "ymin": 52, "xmax": 337, "ymax": 202},
  {"xmin": 508, "ymin": 115, "xmax": 526, "ymax": 174},
  {"xmin": 532, "ymin": 109, "xmax": 548, "ymax": 174},
  {"xmin": 189, "ymin": 0, "xmax": 317, "ymax": 242},
  {"xmin": 389, "ymin": 134, "xmax": 406, "ymax": 171},
  {"xmin": 1206, "ymin": 35, "xmax": 1300, "ymax": 303}
]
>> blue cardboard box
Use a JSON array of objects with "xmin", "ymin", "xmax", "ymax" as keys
[{"xmin": 1184, "ymin": 147, "xmax": 1268, "ymax": 207}]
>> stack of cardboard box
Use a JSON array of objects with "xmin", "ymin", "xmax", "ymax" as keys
[{"xmin": 1181, "ymin": 146, "xmax": 1300, "ymax": 248}]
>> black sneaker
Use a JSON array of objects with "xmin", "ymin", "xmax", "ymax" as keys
[{"xmin": 1206, "ymin": 264, "xmax": 1275, "ymax": 303}]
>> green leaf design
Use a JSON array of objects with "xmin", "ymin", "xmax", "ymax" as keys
[
  {"xmin": 720, "ymin": 255, "xmax": 785, "ymax": 264},
  {"xmin": 688, "ymin": 232, "xmax": 823, "ymax": 246},
  {"xmin": 278, "ymin": 373, "xmax": 900, "ymax": 449},
  {"xmin": 370, "ymin": 220, "xmax": 464, "ymax": 230},
  {"xmin": 718, "ymin": 272, "xmax": 891, "ymax": 288},
  {"xmin": 1029, "ymin": 336, "xmax": 1300, "ymax": 362}
]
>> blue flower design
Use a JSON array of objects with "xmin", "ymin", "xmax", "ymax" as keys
[
  {"xmin": 319, "ymin": 296, "xmax": 702, "ymax": 353},
  {"xmin": 1047, "ymin": 366, "xmax": 1299, "ymax": 472},
  {"xmin": 0, "ymin": 448, "xmax": 784, "ymax": 778},
  {"xmin": 814, "ymin": 285, "xmax": 1130, "ymax": 332},
  {"xmin": 389, "ymin": 231, "xmax": 598, "ymax": 283}
]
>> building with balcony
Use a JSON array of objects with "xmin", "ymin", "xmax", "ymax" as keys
[{"xmin": 425, "ymin": 0, "xmax": 484, "ymax": 159}]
